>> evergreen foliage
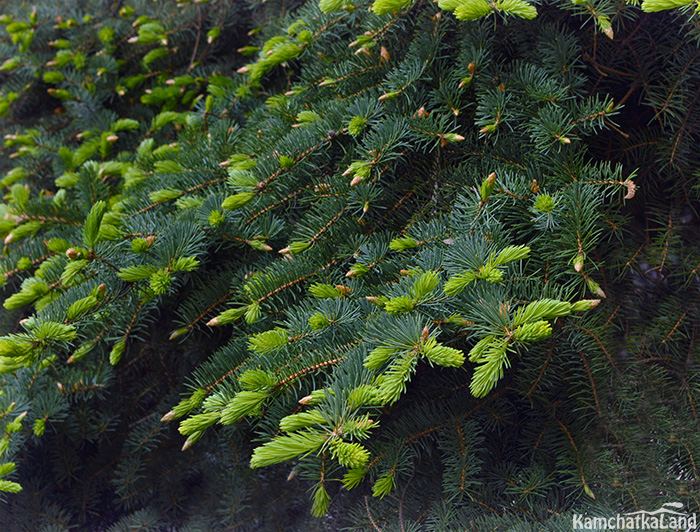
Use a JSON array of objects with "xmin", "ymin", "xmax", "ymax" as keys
[{"xmin": 0, "ymin": 0, "xmax": 698, "ymax": 529}]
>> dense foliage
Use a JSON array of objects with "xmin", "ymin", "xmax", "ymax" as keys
[{"xmin": 0, "ymin": 0, "xmax": 698, "ymax": 529}]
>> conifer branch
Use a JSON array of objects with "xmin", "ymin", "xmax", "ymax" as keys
[
  {"xmin": 526, "ymin": 339, "xmax": 556, "ymax": 397},
  {"xmin": 365, "ymin": 495, "xmax": 385, "ymax": 532},
  {"xmin": 572, "ymin": 324, "xmax": 618, "ymax": 372},
  {"xmin": 555, "ymin": 418, "xmax": 593, "ymax": 498},
  {"xmin": 132, "ymin": 176, "xmax": 226, "ymax": 216},
  {"xmin": 579, "ymin": 350, "xmax": 602, "ymax": 417},
  {"xmin": 274, "ymin": 357, "xmax": 345, "ymax": 389},
  {"xmin": 661, "ymin": 309, "xmax": 688, "ymax": 345},
  {"xmin": 0, "ymin": 0, "xmax": 696, "ymax": 523},
  {"xmin": 246, "ymin": 188, "xmax": 303, "ymax": 224},
  {"xmin": 14, "ymin": 214, "xmax": 81, "ymax": 226},
  {"xmin": 2, "ymin": 251, "xmax": 55, "ymax": 279},
  {"xmin": 255, "ymin": 258, "xmax": 342, "ymax": 304}
]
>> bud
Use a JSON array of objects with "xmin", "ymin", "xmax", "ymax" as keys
[
  {"xmin": 66, "ymin": 248, "xmax": 81, "ymax": 260},
  {"xmin": 169, "ymin": 327, "xmax": 188, "ymax": 340},
  {"xmin": 346, "ymin": 262, "xmax": 369, "ymax": 278},
  {"xmin": 480, "ymin": 172, "xmax": 497, "ymax": 202},
  {"xmin": 586, "ymin": 279, "xmax": 606, "ymax": 298},
  {"xmin": 350, "ymin": 174, "xmax": 365, "ymax": 186},
  {"xmin": 248, "ymin": 240, "xmax": 273, "ymax": 252},
  {"xmin": 299, "ymin": 394, "xmax": 313, "ymax": 405},
  {"xmin": 571, "ymin": 299, "xmax": 601, "ymax": 312},
  {"xmin": 207, "ymin": 306, "xmax": 247, "ymax": 326},
  {"xmin": 378, "ymin": 91, "xmax": 399, "ymax": 102},
  {"xmin": 442, "ymin": 133, "xmax": 465, "ymax": 143},
  {"xmin": 288, "ymin": 242, "xmax": 311, "ymax": 254},
  {"xmin": 207, "ymin": 27, "xmax": 221, "ymax": 44},
  {"xmin": 335, "ymin": 284, "xmax": 351, "ymax": 296},
  {"xmin": 380, "ymin": 46, "xmax": 390, "ymax": 62},
  {"xmin": 574, "ymin": 253, "xmax": 584, "ymax": 272},
  {"xmin": 161, "ymin": 410, "xmax": 175, "ymax": 422}
]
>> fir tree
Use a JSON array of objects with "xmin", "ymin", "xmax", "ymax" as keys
[{"xmin": 0, "ymin": 0, "xmax": 698, "ymax": 530}]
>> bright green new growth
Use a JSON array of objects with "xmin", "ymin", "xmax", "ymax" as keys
[
  {"xmin": 320, "ymin": 0, "xmax": 346, "ymax": 12},
  {"xmin": 371, "ymin": 0, "xmax": 413, "ymax": 15},
  {"xmin": 250, "ymin": 430, "xmax": 327, "ymax": 468},
  {"xmin": 533, "ymin": 193, "xmax": 555, "ymax": 212},
  {"xmin": 438, "ymin": 0, "xmax": 537, "ymax": 21},
  {"xmin": 641, "ymin": 0, "xmax": 693, "ymax": 10}
]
